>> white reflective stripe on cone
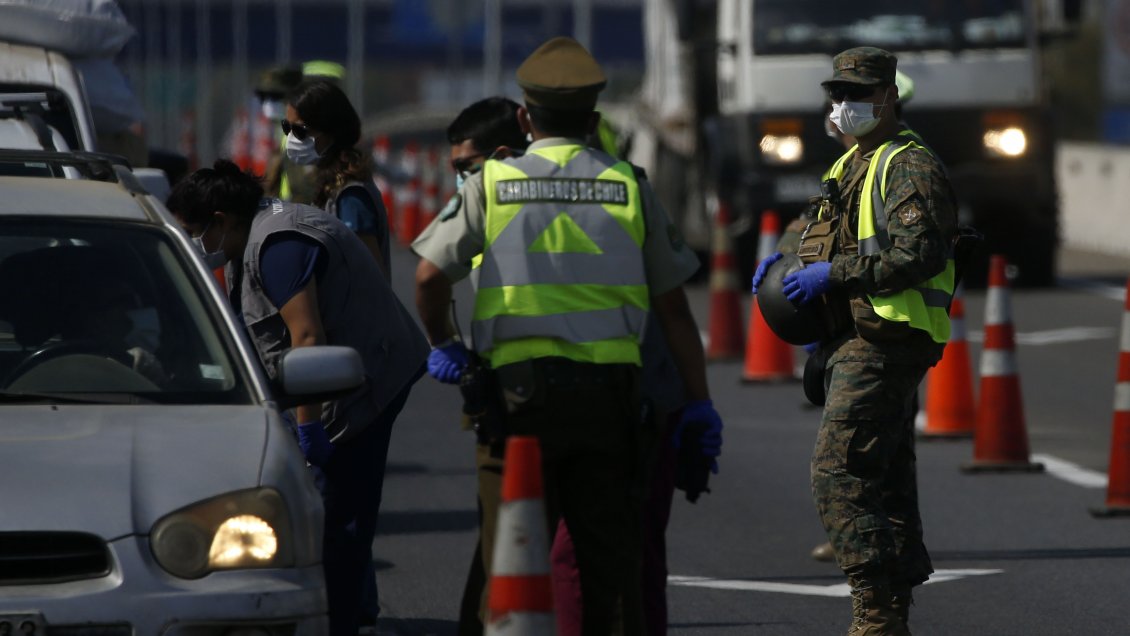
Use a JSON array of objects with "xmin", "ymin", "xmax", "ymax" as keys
[
  {"xmin": 980, "ymin": 349, "xmax": 1018, "ymax": 378},
  {"xmin": 985, "ymin": 287, "xmax": 1011, "ymax": 326},
  {"xmin": 950, "ymin": 316, "xmax": 966, "ymax": 342},
  {"xmin": 1116, "ymin": 382, "xmax": 1130, "ymax": 413},
  {"xmin": 491, "ymin": 499, "xmax": 550, "ymax": 576},
  {"xmin": 757, "ymin": 233, "xmax": 777, "ymax": 260},
  {"xmin": 1121, "ymin": 314, "xmax": 1130, "ymax": 351},
  {"xmin": 486, "ymin": 613, "xmax": 556, "ymax": 635}
]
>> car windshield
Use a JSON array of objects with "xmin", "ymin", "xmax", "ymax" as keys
[
  {"xmin": 0, "ymin": 220, "xmax": 253, "ymax": 404},
  {"xmin": 753, "ymin": 0, "xmax": 1027, "ymax": 56}
]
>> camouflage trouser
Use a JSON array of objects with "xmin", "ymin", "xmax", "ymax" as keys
[{"xmin": 811, "ymin": 359, "xmax": 934, "ymax": 587}]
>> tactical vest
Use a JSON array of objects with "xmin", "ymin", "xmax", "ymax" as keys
[
  {"xmin": 473, "ymin": 143, "xmax": 649, "ymax": 368},
  {"xmin": 326, "ymin": 179, "xmax": 391, "ymax": 276},
  {"xmin": 235, "ymin": 199, "xmax": 429, "ymax": 441},
  {"xmin": 823, "ymin": 133, "xmax": 954, "ymax": 344}
]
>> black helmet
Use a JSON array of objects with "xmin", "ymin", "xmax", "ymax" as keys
[{"xmin": 757, "ymin": 253, "xmax": 827, "ymax": 345}]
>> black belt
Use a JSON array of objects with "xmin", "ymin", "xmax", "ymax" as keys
[{"xmin": 527, "ymin": 357, "xmax": 636, "ymax": 388}]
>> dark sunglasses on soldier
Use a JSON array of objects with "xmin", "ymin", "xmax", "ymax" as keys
[
  {"xmin": 825, "ymin": 83, "xmax": 878, "ymax": 102},
  {"xmin": 280, "ymin": 120, "xmax": 310, "ymax": 141}
]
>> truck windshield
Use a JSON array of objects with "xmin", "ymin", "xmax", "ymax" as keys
[{"xmin": 753, "ymin": 0, "xmax": 1027, "ymax": 56}]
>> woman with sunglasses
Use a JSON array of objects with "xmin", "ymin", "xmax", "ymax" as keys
[{"xmin": 283, "ymin": 79, "xmax": 390, "ymax": 278}]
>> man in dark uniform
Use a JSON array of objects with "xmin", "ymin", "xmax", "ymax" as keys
[
  {"xmin": 754, "ymin": 47, "xmax": 957, "ymax": 635},
  {"xmin": 413, "ymin": 37, "xmax": 722, "ymax": 634}
]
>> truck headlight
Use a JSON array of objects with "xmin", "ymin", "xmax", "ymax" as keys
[
  {"xmin": 983, "ymin": 126, "xmax": 1027, "ymax": 157},
  {"xmin": 759, "ymin": 134, "xmax": 804, "ymax": 165},
  {"xmin": 151, "ymin": 488, "xmax": 294, "ymax": 579}
]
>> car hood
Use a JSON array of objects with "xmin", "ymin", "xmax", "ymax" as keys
[{"xmin": 0, "ymin": 405, "xmax": 269, "ymax": 538}]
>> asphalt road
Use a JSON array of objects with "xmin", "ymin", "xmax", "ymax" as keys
[{"xmin": 373, "ymin": 244, "xmax": 1130, "ymax": 635}]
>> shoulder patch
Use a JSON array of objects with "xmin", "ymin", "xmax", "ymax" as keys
[
  {"xmin": 898, "ymin": 208, "xmax": 922, "ymax": 226},
  {"xmin": 438, "ymin": 193, "xmax": 462, "ymax": 221}
]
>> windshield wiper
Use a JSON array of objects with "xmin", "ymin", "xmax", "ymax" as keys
[{"xmin": 0, "ymin": 390, "xmax": 149, "ymax": 405}]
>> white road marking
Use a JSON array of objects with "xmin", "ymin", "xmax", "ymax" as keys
[
  {"xmin": 668, "ymin": 569, "xmax": 1002, "ymax": 597},
  {"xmin": 1031, "ymin": 453, "xmax": 1108, "ymax": 489},
  {"xmin": 967, "ymin": 327, "xmax": 1116, "ymax": 345},
  {"xmin": 1058, "ymin": 278, "xmax": 1127, "ymax": 302}
]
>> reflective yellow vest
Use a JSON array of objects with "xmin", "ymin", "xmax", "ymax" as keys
[
  {"xmin": 825, "ymin": 132, "xmax": 954, "ymax": 343},
  {"xmin": 473, "ymin": 143, "xmax": 649, "ymax": 367}
]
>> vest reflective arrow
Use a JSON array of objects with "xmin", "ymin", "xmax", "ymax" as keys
[
  {"xmin": 826, "ymin": 132, "xmax": 954, "ymax": 343},
  {"xmin": 473, "ymin": 143, "xmax": 648, "ymax": 367}
]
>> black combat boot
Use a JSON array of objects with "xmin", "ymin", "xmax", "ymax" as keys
[
  {"xmin": 846, "ymin": 576, "xmax": 910, "ymax": 636},
  {"xmin": 889, "ymin": 582, "xmax": 913, "ymax": 627}
]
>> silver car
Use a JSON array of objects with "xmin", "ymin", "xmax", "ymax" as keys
[{"xmin": 0, "ymin": 153, "xmax": 357, "ymax": 635}]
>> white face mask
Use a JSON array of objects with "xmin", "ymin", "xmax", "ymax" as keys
[
  {"xmin": 829, "ymin": 100, "xmax": 886, "ymax": 137},
  {"xmin": 125, "ymin": 307, "xmax": 161, "ymax": 351},
  {"xmin": 285, "ymin": 132, "xmax": 321, "ymax": 165},
  {"xmin": 261, "ymin": 99, "xmax": 286, "ymax": 121},
  {"xmin": 191, "ymin": 221, "xmax": 229, "ymax": 269}
]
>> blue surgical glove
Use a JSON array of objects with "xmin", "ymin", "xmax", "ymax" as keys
[
  {"xmin": 751, "ymin": 252, "xmax": 784, "ymax": 295},
  {"xmin": 781, "ymin": 261, "xmax": 832, "ymax": 307},
  {"xmin": 427, "ymin": 340, "xmax": 469, "ymax": 384},
  {"xmin": 675, "ymin": 399, "xmax": 724, "ymax": 473},
  {"xmin": 803, "ymin": 341, "xmax": 820, "ymax": 355},
  {"xmin": 297, "ymin": 420, "xmax": 334, "ymax": 467}
]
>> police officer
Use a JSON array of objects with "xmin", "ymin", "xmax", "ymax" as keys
[
  {"xmin": 753, "ymin": 47, "xmax": 957, "ymax": 635},
  {"xmin": 413, "ymin": 37, "xmax": 722, "ymax": 634},
  {"xmin": 167, "ymin": 160, "xmax": 429, "ymax": 636}
]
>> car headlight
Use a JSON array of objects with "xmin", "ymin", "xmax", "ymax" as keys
[
  {"xmin": 760, "ymin": 134, "xmax": 804, "ymax": 165},
  {"xmin": 983, "ymin": 126, "xmax": 1027, "ymax": 157},
  {"xmin": 151, "ymin": 488, "xmax": 294, "ymax": 579}
]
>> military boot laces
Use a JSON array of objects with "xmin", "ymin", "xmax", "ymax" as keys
[{"xmin": 847, "ymin": 579, "xmax": 911, "ymax": 636}]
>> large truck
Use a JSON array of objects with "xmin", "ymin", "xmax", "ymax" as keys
[{"xmin": 704, "ymin": 0, "xmax": 1059, "ymax": 287}]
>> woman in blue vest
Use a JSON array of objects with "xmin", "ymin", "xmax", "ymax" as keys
[{"xmin": 283, "ymin": 79, "xmax": 391, "ymax": 278}]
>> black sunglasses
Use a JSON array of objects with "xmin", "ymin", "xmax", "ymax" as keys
[
  {"xmin": 280, "ymin": 120, "xmax": 311, "ymax": 141},
  {"xmin": 451, "ymin": 152, "xmax": 489, "ymax": 177},
  {"xmin": 825, "ymin": 83, "xmax": 880, "ymax": 102}
]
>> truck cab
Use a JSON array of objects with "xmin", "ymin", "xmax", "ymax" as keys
[{"xmin": 714, "ymin": 0, "xmax": 1057, "ymax": 286}]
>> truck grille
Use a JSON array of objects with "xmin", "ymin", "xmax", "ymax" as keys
[{"xmin": 0, "ymin": 532, "xmax": 111, "ymax": 584}]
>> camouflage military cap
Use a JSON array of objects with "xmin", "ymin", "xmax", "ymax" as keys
[
  {"xmin": 822, "ymin": 47, "xmax": 897, "ymax": 87},
  {"xmin": 516, "ymin": 36, "xmax": 607, "ymax": 110},
  {"xmin": 255, "ymin": 66, "xmax": 303, "ymax": 97}
]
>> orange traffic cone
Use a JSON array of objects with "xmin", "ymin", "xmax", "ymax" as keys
[
  {"xmin": 487, "ymin": 436, "xmax": 555, "ymax": 635},
  {"xmin": 706, "ymin": 201, "xmax": 744, "ymax": 360},
  {"xmin": 395, "ymin": 178, "xmax": 421, "ymax": 246},
  {"xmin": 1092, "ymin": 277, "xmax": 1130, "ymax": 517},
  {"xmin": 741, "ymin": 210, "xmax": 794, "ymax": 382},
  {"xmin": 249, "ymin": 111, "xmax": 275, "ymax": 177},
  {"xmin": 920, "ymin": 285, "xmax": 976, "ymax": 438},
  {"xmin": 962, "ymin": 255, "xmax": 1044, "ymax": 473},
  {"xmin": 229, "ymin": 108, "xmax": 252, "ymax": 171}
]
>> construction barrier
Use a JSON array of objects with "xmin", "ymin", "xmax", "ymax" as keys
[
  {"xmin": 920, "ymin": 285, "xmax": 975, "ymax": 438},
  {"xmin": 486, "ymin": 436, "xmax": 555, "ymax": 635},
  {"xmin": 962, "ymin": 255, "xmax": 1044, "ymax": 473},
  {"xmin": 706, "ymin": 201, "xmax": 744, "ymax": 360},
  {"xmin": 741, "ymin": 210, "xmax": 794, "ymax": 382},
  {"xmin": 1092, "ymin": 276, "xmax": 1130, "ymax": 517}
]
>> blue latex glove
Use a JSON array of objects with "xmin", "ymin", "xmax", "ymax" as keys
[
  {"xmin": 751, "ymin": 252, "xmax": 784, "ymax": 295},
  {"xmin": 297, "ymin": 420, "xmax": 334, "ymax": 467},
  {"xmin": 781, "ymin": 261, "xmax": 832, "ymax": 307},
  {"xmin": 427, "ymin": 340, "xmax": 469, "ymax": 384},
  {"xmin": 803, "ymin": 341, "xmax": 820, "ymax": 355},
  {"xmin": 674, "ymin": 399, "xmax": 724, "ymax": 473}
]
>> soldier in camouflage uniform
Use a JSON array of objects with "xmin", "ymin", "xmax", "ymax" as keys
[{"xmin": 753, "ymin": 47, "xmax": 958, "ymax": 635}]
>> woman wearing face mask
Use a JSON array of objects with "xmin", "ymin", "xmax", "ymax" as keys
[
  {"xmin": 283, "ymin": 79, "xmax": 390, "ymax": 278},
  {"xmin": 167, "ymin": 159, "xmax": 429, "ymax": 636}
]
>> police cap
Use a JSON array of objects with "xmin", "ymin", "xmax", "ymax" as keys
[
  {"xmin": 822, "ymin": 46, "xmax": 897, "ymax": 87},
  {"xmin": 255, "ymin": 65, "xmax": 303, "ymax": 98},
  {"xmin": 516, "ymin": 36, "xmax": 607, "ymax": 110}
]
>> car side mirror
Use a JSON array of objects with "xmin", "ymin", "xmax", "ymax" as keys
[{"xmin": 274, "ymin": 346, "xmax": 364, "ymax": 409}]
